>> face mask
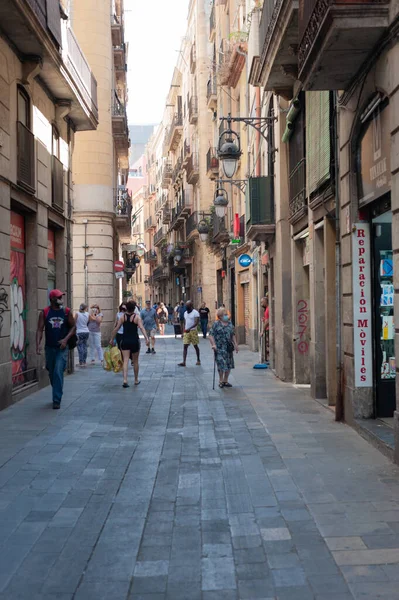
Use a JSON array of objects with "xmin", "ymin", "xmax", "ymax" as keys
[
  {"xmin": 56, "ymin": 298, "xmax": 63, "ymax": 307},
  {"xmin": 187, "ymin": 307, "xmax": 193, "ymax": 313},
  {"xmin": 222, "ymin": 315, "xmax": 229, "ymax": 322}
]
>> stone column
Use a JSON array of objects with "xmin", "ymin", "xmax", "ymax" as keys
[
  {"xmin": 309, "ymin": 224, "xmax": 327, "ymax": 398},
  {"xmin": 324, "ymin": 217, "xmax": 337, "ymax": 406}
]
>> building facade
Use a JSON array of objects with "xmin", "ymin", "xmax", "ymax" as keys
[
  {"xmin": 70, "ymin": 0, "xmax": 130, "ymax": 340},
  {"xmin": 0, "ymin": 0, "xmax": 97, "ymax": 409}
]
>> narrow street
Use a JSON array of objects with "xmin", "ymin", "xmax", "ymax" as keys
[{"xmin": 1, "ymin": 333, "xmax": 399, "ymax": 600}]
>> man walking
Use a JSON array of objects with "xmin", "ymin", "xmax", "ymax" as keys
[
  {"xmin": 36, "ymin": 290, "xmax": 76, "ymax": 409},
  {"xmin": 140, "ymin": 300, "xmax": 158, "ymax": 354},
  {"xmin": 178, "ymin": 300, "xmax": 201, "ymax": 367},
  {"xmin": 199, "ymin": 302, "xmax": 210, "ymax": 339}
]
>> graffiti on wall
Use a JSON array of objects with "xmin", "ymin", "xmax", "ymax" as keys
[
  {"xmin": 0, "ymin": 278, "xmax": 8, "ymax": 335},
  {"xmin": 10, "ymin": 212, "xmax": 27, "ymax": 385},
  {"xmin": 296, "ymin": 299, "xmax": 309, "ymax": 354}
]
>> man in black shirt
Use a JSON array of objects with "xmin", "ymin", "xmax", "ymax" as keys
[{"xmin": 199, "ymin": 302, "xmax": 210, "ymax": 339}]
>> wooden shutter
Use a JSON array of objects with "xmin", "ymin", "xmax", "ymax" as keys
[
  {"xmin": 306, "ymin": 91, "xmax": 331, "ymax": 197},
  {"xmin": 46, "ymin": 0, "xmax": 62, "ymax": 47}
]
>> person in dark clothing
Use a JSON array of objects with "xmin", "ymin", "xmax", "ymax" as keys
[
  {"xmin": 110, "ymin": 301, "xmax": 149, "ymax": 388},
  {"xmin": 36, "ymin": 289, "xmax": 76, "ymax": 409},
  {"xmin": 167, "ymin": 303, "xmax": 174, "ymax": 324},
  {"xmin": 199, "ymin": 302, "xmax": 210, "ymax": 338},
  {"xmin": 178, "ymin": 301, "xmax": 186, "ymax": 338}
]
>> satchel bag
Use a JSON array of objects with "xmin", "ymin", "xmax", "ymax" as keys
[{"xmin": 226, "ymin": 340, "xmax": 235, "ymax": 354}]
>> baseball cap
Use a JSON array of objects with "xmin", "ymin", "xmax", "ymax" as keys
[{"xmin": 49, "ymin": 289, "xmax": 65, "ymax": 300}]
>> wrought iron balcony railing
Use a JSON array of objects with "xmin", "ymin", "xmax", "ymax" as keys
[{"xmin": 289, "ymin": 158, "xmax": 307, "ymax": 222}]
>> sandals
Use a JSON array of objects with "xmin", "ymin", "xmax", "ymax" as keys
[
  {"xmin": 134, "ymin": 381, "xmax": 141, "ymax": 386},
  {"xmin": 122, "ymin": 383, "xmax": 129, "ymax": 388},
  {"xmin": 219, "ymin": 383, "xmax": 224, "ymax": 388},
  {"xmin": 178, "ymin": 363, "xmax": 186, "ymax": 367},
  {"xmin": 224, "ymin": 382, "xmax": 233, "ymax": 387}
]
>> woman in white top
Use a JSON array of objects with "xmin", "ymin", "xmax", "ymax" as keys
[
  {"xmin": 88, "ymin": 304, "xmax": 103, "ymax": 365},
  {"xmin": 75, "ymin": 303, "xmax": 90, "ymax": 367},
  {"xmin": 115, "ymin": 303, "xmax": 127, "ymax": 349}
]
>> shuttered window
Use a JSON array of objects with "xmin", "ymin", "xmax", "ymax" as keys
[{"xmin": 306, "ymin": 91, "xmax": 331, "ymax": 197}]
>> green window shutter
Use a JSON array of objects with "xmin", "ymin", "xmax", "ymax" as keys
[{"xmin": 305, "ymin": 91, "xmax": 330, "ymax": 197}]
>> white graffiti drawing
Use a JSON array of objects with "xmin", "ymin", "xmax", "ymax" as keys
[
  {"xmin": 0, "ymin": 278, "xmax": 8, "ymax": 335},
  {"xmin": 10, "ymin": 281, "xmax": 25, "ymax": 352}
]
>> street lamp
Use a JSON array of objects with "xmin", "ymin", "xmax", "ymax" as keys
[
  {"xmin": 217, "ymin": 116, "xmax": 241, "ymax": 179},
  {"xmin": 213, "ymin": 185, "xmax": 229, "ymax": 218}
]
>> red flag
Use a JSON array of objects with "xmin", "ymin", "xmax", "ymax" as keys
[{"xmin": 234, "ymin": 213, "xmax": 240, "ymax": 237}]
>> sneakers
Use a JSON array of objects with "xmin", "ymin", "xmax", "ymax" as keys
[
  {"xmin": 151, "ymin": 348, "xmax": 156, "ymax": 354},
  {"xmin": 146, "ymin": 348, "xmax": 151, "ymax": 354},
  {"xmin": 52, "ymin": 402, "xmax": 60, "ymax": 410}
]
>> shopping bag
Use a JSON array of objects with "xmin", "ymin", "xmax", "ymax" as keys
[
  {"xmin": 103, "ymin": 346, "xmax": 113, "ymax": 371},
  {"xmin": 110, "ymin": 346, "xmax": 123, "ymax": 373}
]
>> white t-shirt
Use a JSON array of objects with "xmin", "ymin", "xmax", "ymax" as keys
[
  {"xmin": 76, "ymin": 311, "xmax": 89, "ymax": 334},
  {"xmin": 184, "ymin": 309, "xmax": 199, "ymax": 331}
]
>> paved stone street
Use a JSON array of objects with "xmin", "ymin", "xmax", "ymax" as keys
[{"xmin": 1, "ymin": 332, "xmax": 399, "ymax": 599}]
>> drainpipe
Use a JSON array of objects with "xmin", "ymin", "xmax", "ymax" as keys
[
  {"xmin": 67, "ymin": 120, "xmax": 73, "ymax": 373},
  {"xmin": 333, "ymin": 91, "xmax": 343, "ymax": 421}
]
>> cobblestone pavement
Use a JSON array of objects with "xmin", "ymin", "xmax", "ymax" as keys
[{"xmin": 1, "ymin": 331, "xmax": 399, "ymax": 600}]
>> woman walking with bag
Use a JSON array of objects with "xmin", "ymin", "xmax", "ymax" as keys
[
  {"xmin": 88, "ymin": 304, "xmax": 103, "ymax": 365},
  {"xmin": 209, "ymin": 307, "xmax": 238, "ymax": 388},
  {"xmin": 157, "ymin": 302, "xmax": 168, "ymax": 336},
  {"xmin": 75, "ymin": 303, "xmax": 90, "ymax": 367},
  {"xmin": 109, "ymin": 301, "xmax": 149, "ymax": 388}
]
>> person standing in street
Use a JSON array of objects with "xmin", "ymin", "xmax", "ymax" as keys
[
  {"xmin": 157, "ymin": 302, "xmax": 168, "ymax": 336},
  {"xmin": 199, "ymin": 302, "xmax": 210, "ymax": 339},
  {"xmin": 110, "ymin": 301, "xmax": 149, "ymax": 387},
  {"xmin": 167, "ymin": 303, "xmax": 174, "ymax": 325},
  {"xmin": 75, "ymin": 304, "xmax": 90, "ymax": 367},
  {"xmin": 178, "ymin": 301, "xmax": 186, "ymax": 338},
  {"xmin": 178, "ymin": 300, "xmax": 201, "ymax": 367},
  {"xmin": 261, "ymin": 295, "xmax": 269, "ymax": 362},
  {"xmin": 88, "ymin": 304, "xmax": 103, "ymax": 365},
  {"xmin": 36, "ymin": 290, "xmax": 76, "ymax": 409},
  {"xmin": 209, "ymin": 307, "xmax": 238, "ymax": 387},
  {"xmin": 114, "ymin": 303, "xmax": 127, "ymax": 349},
  {"xmin": 140, "ymin": 300, "xmax": 158, "ymax": 354}
]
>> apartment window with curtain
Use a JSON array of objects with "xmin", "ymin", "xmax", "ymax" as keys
[
  {"xmin": 288, "ymin": 92, "xmax": 306, "ymax": 221},
  {"xmin": 305, "ymin": 91, "xmax": 331, "ymax": 202},
  {"xmin": 17, "ymin": 86, "xmax": 35, "ymax": 192}
]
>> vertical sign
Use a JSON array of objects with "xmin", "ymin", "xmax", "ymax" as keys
[
  {"xmin": 353, "ymin": 224, "xmax": 372, "ymax": 386},
  {"xmin": 10, "ymin": 212, "xmax": 27, "ymax": 386}
]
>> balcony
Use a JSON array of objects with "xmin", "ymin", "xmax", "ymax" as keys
[
  {"xmin": 111, "ymin": 13, "xmax": 123, "ymax": 47},
  {"xmin": 218, "ymin": 40, "xmax": 248, "ymax": 89},
  {"xmin": 186, "ymin": 153, "xmax": 199, "ymax": 185},
  {"xmin": 166, "ymin": 112, "xmax": 183, "ymax": 152},
  {"xmin": 113, "ymin": 43, "xmax": 126, "ymax": 70},
  {"xmin": 170, "ymin": 190, "xmax": 193, "ymax": 231},
  {"xmin": 144, "ymin": 250, "xmax": 158, "ymax": 264},
  {"xmin": 207, "ymin": 77, "xmax": 217, "ymax": 110},
  {"xmin": 258, "ymin": 0, "xmax": 299, "ymax": 98},
  {"xmin": 188, "ymin": 96, "xmax": 198, "ymax": 124},
  {"xmin": 186, "ymin": 211, "xmax": 199, "ymax": 240},
  {"xmin": 210, "ymin": 2, "xmax": 216, "ymax": 41},
  {"xmin": 153, "ymin": 266, "xmax": 168, "ymax": 281},
  {"xmin": 245, "ymin": 177, "xmax": 275, "ymax": 242},
  {"xmin": 298, "ymin": 0, "xmax": 389, "ymax": 90},
  {"xmin": 183, "ymin": 140, "xmax": 191, "ymax": 167},
  {"xmin": 190, "ymin": 43, "xmax": 197, "ymax": 74},
  {"xmin": 212, "ymin": 215, "xmax": 230, "ymax": 244},
  {"xmin": 162, "ymin": 162, "xmax": 173, "ymax": 188},
  {"xmin": 289, "ymin": 158, "xmax": 307, "ymax": 224},
  {"xmin": 172, "ymin": 158, "xmax": 183, "ymax": 186},
  {"xmin": 206, "ymin": 148, "xmax": 219, "ymax": 180},
  {"xmin": 112, "ymin": 94, "xmax": 129, "ymax": 166},
  {"xmin": 115, "ymin": 187, "xmax": 132, "ymax": 242},
  {"xmin": 248, "ymin": 7, "xmax": 263, "ymax": 86},
  {"xmin": 154, "ymin": 226, "xmax": 168, "ymax": 247},
  {"xmin": 162, "ymin": 204, "xmax": 172, "ymax": 224},
  {"xmin": 0, "ymin": 2, "xmax": 98, "ymax": 131},
  {"xmin": 144, "ymin": 216, "xmax": 156, "ymax": 232},
  {"xmin": 52, "ymin": 156, "xmax": 64, "ymax": 213},
  {"xmin": 17, "ymin": 122, "xmax": 35, "ymax": 194}
]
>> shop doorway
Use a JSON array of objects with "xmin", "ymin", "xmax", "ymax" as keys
[{"xmin": 372, "ymin": 210, "xmax": 395, "ymax": 418}]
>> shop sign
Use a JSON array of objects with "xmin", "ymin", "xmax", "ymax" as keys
[
  {"xmin": 352, "ymin": 224, "xmax": 373, "ymax": 387},
  {"xmin": 238, "ymin": 254, "xmax": 252, "ymax": 267},
  {"xmin": 115, "ymin": 271, "xmax": 124, "ymax": 279},
  {"xmin": 358, "ymin": 104, "xmax": 391, "ymax": 206}
]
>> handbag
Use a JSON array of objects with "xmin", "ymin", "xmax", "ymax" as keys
[{"xmin": 226, "ymin": 340, "xmax": 235, "ymax": 354}]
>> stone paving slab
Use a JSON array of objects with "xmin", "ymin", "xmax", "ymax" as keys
[{"xmin": 0, "ymin": 331, "xmax": 399, "ymax": 599}]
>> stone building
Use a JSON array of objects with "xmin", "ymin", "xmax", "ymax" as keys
[
  {"xmin": 70, "ymin": 0, "xmax": 130, "ymax": 340},
  {"xmin": 0, "ymin": 0, "xmax": 97, "ymax": 409}
]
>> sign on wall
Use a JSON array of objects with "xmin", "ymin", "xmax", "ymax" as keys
[
  {"xmin": 238, "ymin": 254, "xmax": 252, "ymax": 268},
  {"xmin": 352, "ymin": 224, "xmax": 373, "ymax": 387}
]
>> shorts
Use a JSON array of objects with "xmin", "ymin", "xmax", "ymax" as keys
[
  {"xmin": 121, "ymin": 339, "xmax": 140, "ymax": 354},
  {"xmin": 183, "ymin": 330, "xmax": 199, "ymax": 346},
  {"xmin": 146, "ymin": 329, "xmax": 156, "ymax": 338}
]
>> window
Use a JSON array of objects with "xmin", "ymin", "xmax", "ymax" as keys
[
  {"xmin": 17, "ymin": 87, "xmax": 30, "ymax": 128},
  {"xmin": 52, "ymin": 126, "xmax": 60, "ymax": 159}
]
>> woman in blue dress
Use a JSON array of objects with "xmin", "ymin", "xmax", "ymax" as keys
[{"xmin": 209, "ymin": 307, "xmax": 238, "ymax": 388}]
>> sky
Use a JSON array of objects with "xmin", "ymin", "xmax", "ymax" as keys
[{"xmin": 125, "ymin": 0, "xmax": 190, "ymax": 126}]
